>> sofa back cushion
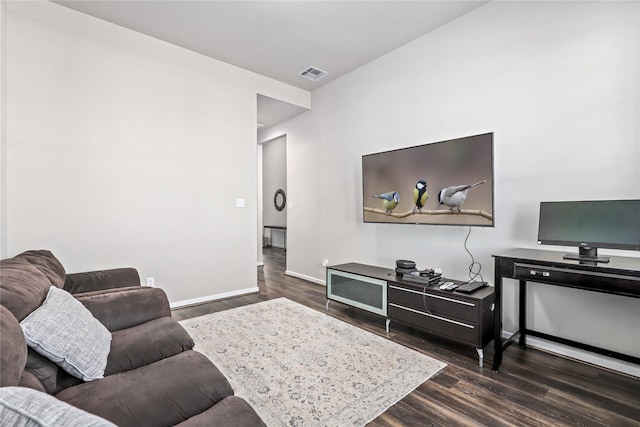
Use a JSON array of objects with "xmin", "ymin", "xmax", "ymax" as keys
[
  {"xmin": 14, "ymin": 250, "xmax": 66, "ymax": 289},
  {"xmin": 0, "ymin": 305, "xmax": 28, "ymax": 387},
  {"xmin": 23, "ymin": 349, "xmax": 82, "ymax": 395},
  {"xmin": 18, "ymin": 370, "xmax": 47, "ymax": 393},
  {"xmin": 0, "ymin": 258, "xmax": 52, "ymax": 321}
]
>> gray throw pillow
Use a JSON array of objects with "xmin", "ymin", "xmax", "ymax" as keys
[
  {"xmin": 0, "ymin": 386, "xmax": 116, "ymax": 427},
  {"xmin": 20, "ymin": 286, "xmax": 111, "ymax": 381}
]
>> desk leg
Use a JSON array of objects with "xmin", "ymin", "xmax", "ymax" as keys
[
  {"xmin": 492, "ymin": 259, "xmax": 503, "ymax": 372},
  {"xmin": 519, "ymin": 280, "xmax": 527, "ymax": 348}
]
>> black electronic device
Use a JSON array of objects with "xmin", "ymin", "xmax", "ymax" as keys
[
  {"xmin": 537, "ymin": 199, "xmax": 640, "ymax": 263},
  {"xmin": 426, "ymin": 270, "xmax": 442, "ymax": 281},
  {"xmin": 362, "ymin": 133, "xmax": 494, "ymax": 227},
  {"xmin": 395, "ymin": 260, "xmax": 417, "ymax": 275},
  {"xmin": 401, "ymin": 273, "xmax": 441, "ymax": 285},
  {"xmin": 456, "ymin": 281, "xmax": 486, "ymax": 293}
]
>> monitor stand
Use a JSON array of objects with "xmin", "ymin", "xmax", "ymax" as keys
[{"xmin": 563, "ymin": 247, "xmax": 610, "ymax": 263}]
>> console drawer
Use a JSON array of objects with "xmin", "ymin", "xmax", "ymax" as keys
[
  {"xmin": 388, "ymin": 303, "xmax": 479, "ymax": 347},
  {"xmin": 388, "ymin": 285, "xmax": 477, "ymax": 323},
  {"xmin": 514, "ymin": 263, "xmax": 640, "ymax": 296}
]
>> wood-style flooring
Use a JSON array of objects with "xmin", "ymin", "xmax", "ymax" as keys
[{"xmin": 172, "ymin": 247, "xmax": 640, "ymax": 426}]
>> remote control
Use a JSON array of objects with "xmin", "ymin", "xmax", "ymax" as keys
[{"xmin": 439, "ymin": 281, "xmax": 454, "ymax": 290}]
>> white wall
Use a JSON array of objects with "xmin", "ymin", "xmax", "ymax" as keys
[
  {"xmin": 260, "ymin": 1, "xmax": 640, "ymax": 374},
  {"xmin": 4, "ymin": 1, "xmax": 309, "ymax": 304},
  {"xmin": 1, "ymin": 1, "xmax": 7, "ymax": 258},
  {"xmin": 6, "ymin": 0, "xmax": 639, "ymax": 375},
  {"xmin": 262, "ymin": 135, "xmax": 287, "ymax": 248}
]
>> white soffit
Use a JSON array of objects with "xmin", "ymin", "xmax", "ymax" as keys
[{"xmin": 257, "ymin": 95, "xmax": 308, "ymax": 131}]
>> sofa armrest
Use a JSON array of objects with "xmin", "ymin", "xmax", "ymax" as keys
[
  {"xmin": 75, "ymin": 287, "xmax": 171, "ymax": 332},
  {"xmin": 64, "ymin": 268, "xmax": 141, "ymax": 294}
]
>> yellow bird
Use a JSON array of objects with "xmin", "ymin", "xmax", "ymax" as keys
[{"xmin": 413, "ymin": 180, "xmax": 428, "ymax": 212}]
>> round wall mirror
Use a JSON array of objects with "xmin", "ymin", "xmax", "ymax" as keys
[{"xmin": 274, "ymin": 189, "xmax": 286, "ymax": 211}]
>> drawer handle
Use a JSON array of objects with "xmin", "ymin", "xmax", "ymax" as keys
[
  {"xmin": 529, "ymin": 270, "xmax": 550, "ymax": 277},
  {"xmin": 389, "ymin": 303, "xmax": 475, "ymax": 329}
]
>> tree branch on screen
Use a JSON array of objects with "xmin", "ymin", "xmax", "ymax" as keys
[{"xmin": 363, "ymin": 207, "xmax": 493, "ymax": 221}]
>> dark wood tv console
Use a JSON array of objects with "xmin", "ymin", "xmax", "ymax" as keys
[
  {"xmin": 492, "ymin": 249, "xmax": 640, "ymax": 372},
  {"xmin": 326, "ymin": 263, "xmax": 495, "ymax": 367}
]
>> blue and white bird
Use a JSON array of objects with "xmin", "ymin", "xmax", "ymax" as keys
[
  {"xmin": 438, "ymin": 180, "xmax": 486, "ymax": 211},
  {"xmin": 372, "ymin": 191, "xmax": 400, "ymax": 213},
  {"xmin": 412, "ymin": 180, "xmax": 428, "ymax": 212}
]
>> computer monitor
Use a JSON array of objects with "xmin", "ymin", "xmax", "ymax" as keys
[{"xmin": 537, "ymin": 199, "xmax": 640, "ymax": 263}]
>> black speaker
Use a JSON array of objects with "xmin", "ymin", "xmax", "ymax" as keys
[
  {"xmin": 395, "ymin": 267, "xmax": 417, "ymax": 275},
  {"xmin": 395, "ymin": 259, "xmax": 416, "ymax": 269}
]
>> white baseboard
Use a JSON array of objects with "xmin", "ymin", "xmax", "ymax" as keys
[
  {"xmin": 285, "ymin": 270, "xmax": 326, "ymax": 286},
  {"xmin": 501, "ymin": 331, "xmax": 640, "ymax": 378},
  {"xmin": 257, "ymin": 261, "xmax": 264, "ymax": 267},
  {"xmin": 170, "ymin": 287, "xmax": 259, "ymax": 309}
]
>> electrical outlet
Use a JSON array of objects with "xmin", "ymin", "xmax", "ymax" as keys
[{"xmin": 146, "ymin": 277, "xmax": 155, "ymax": 287}]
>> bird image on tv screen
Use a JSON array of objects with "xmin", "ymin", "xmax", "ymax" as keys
[{"xmin": 362, "ymin": 133, "xmax": 494, "ymax": 227}]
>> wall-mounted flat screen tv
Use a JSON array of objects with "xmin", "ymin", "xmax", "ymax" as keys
[{"xmin": 362, "ymin": 132, "xmax": 494, "ymax": 227}]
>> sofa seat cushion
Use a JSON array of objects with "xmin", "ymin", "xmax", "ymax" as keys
[
  {"xmin": 20, "ymin": 287, "xmax": 111, "ymax": 381},
  {"xmin": 174, "ymin": 396, "xmax": 266, "ymax": 427},
  {"xmin": 56, "ymin": 350, "xmax": 235, "ymax": 427},
  {"xmin": 0, "ymin": 258, "xmax": 52, "ymax": 321},
  {"xmin": 0, "ymin": 387, "xmax": 115, "ymax": 427},
  {"xmin": 106, "ymin": 317, "xmax": 195, "ymax": 375}
]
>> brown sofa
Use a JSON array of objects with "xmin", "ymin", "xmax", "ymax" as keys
[{"xmin": 0, "ymin": 250, "xmax": 265, "ymax": 426}]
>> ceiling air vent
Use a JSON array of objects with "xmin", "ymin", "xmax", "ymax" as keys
[{"xmin": 298, "ymin": 66, "xmax": 329, "ymax": 82}]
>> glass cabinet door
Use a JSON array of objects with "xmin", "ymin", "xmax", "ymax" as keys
[{"xmin": 327, "ymin": 269, "xmax": 387, "ymax": 316}]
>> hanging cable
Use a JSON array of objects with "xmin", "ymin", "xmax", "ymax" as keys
[{"xmin": 464, "ymin": 226, "xmax": 485, "ymax": 284}]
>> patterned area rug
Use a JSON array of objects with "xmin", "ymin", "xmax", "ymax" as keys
[{"xmin": 180, "ymin": 298, "xmax": 446, "ymax": 426}]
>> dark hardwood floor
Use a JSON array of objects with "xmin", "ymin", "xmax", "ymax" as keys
[{"xmin": 172, "ymin": 248, "xmax": 640, "ymax": 426}]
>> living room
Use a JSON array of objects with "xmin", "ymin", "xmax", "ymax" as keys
[{"xmin": 1, "ymin": 0, "xmax": 639, "ymax": 423}]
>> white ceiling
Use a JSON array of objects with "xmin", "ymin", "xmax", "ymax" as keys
[{"xmin": 54, "ymin": 0, "xmax": 488, "ymax": 128}]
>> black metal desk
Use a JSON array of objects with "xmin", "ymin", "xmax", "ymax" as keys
[{"xmin": 492, "ymin": 248, "xmax": 640, "ymax": 372}]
